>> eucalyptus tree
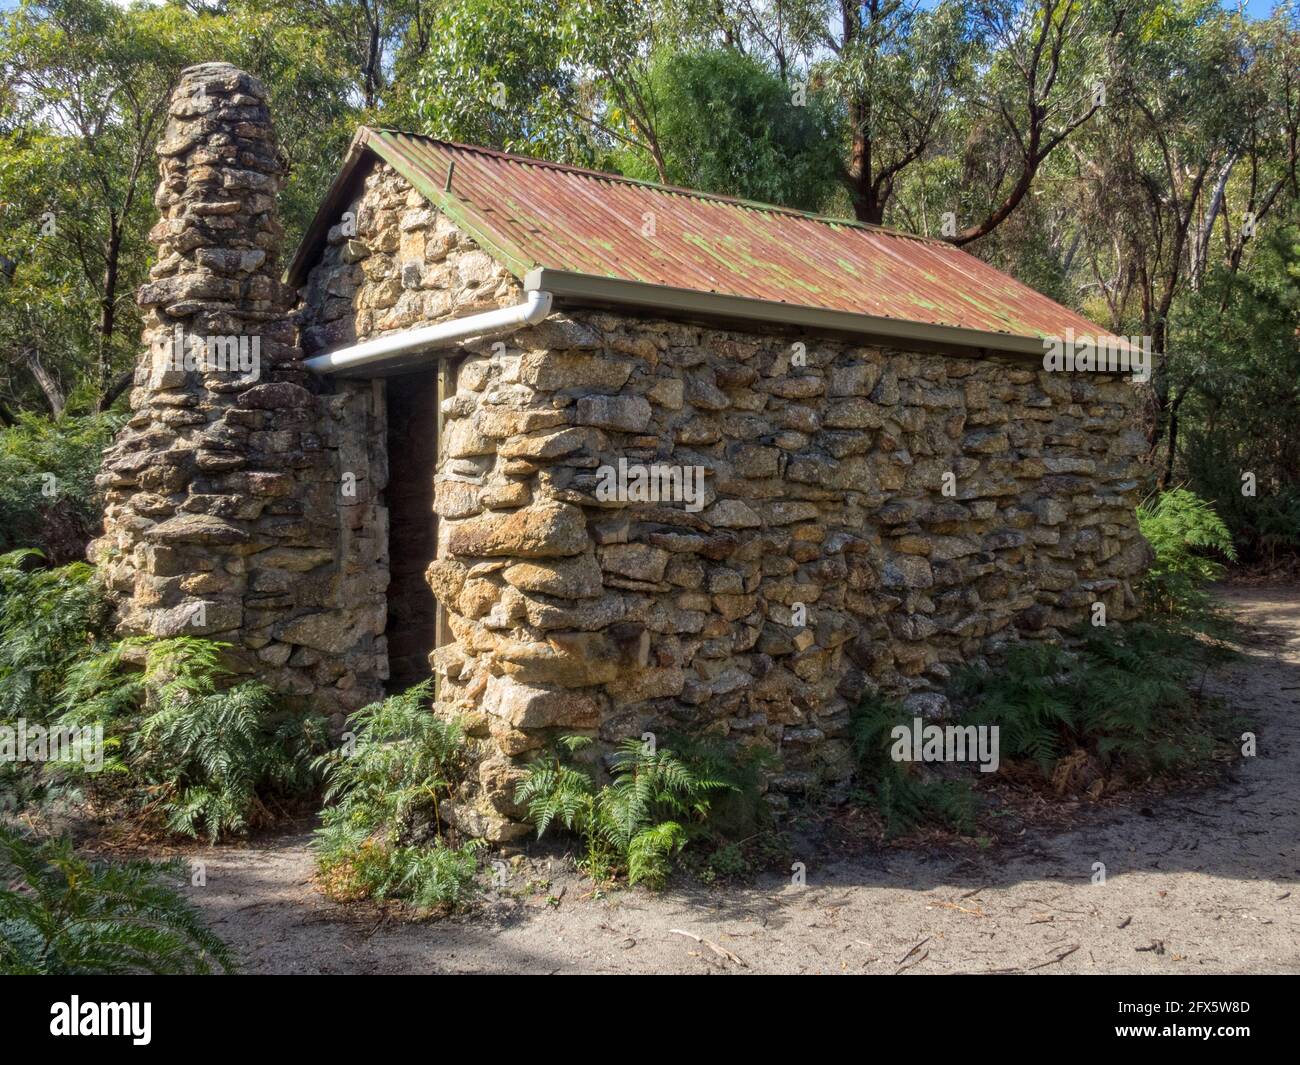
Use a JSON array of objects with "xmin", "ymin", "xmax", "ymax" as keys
[
  {"xmin": 1, "ymin": 0, "xmax": 190, "ymax": 411},
  {"xmin": 609, "ymin": 47, "xmax": 843, "ymax": 210},
  {"xmin": 1067, "ymin": 1, "xmax": 1297, "ymax": 479},
  {"xmin": 399, "ymin": 0, "xmax": 605, "ymax": 163}
]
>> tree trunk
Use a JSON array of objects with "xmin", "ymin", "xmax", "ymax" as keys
[
  {"xmin": 98, "ymin": 368, "xmax": 134, "ymax": 412},
  {"xmin": 846, "ymin": 97, "xmax": 886, "ymax": 224},
  {"xmin": 1161, "ymin": 396, "xmax": 1180, "ymax": 490},
  {"xmin": 97, "ymin": 222, "xmax": 122, "ymax": 402},
  {"xmin": 24, "ymin": 349, "xmax": 66, "ymax": 418},
  {"xmin": 1159, "ymin": 381, "xmax": 1194, "ymax": 490}
]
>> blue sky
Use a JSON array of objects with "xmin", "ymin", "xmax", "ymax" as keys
[{"xmin": 1239, "ymin": 0, "xmax": 1286, "ymax": 16}]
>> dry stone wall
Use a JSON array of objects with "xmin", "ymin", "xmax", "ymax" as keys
[
  {"xmin": 297, "ymin": 164, "xmax": 520, "ymax": 362},
  {"xmin": 92, "ymin": 64, "xmax": 387, "ymax": 723},
  {"xmin": 297, "ymin": 162, "xmax": 1151, "ymax": 841}
]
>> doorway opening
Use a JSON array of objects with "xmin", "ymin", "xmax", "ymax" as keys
[{"xmin": 383, "ymin": 367, "xmax": 442, "ymax": 693}]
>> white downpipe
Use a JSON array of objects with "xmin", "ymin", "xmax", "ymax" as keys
[{"xmin": 304, "ymin": 289, "xmax": 554, "ymax": 375}]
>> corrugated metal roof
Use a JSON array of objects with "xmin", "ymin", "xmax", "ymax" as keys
[{"xmin": 289, "ymin": 127, "xmax": 1111, "ymax": 353}]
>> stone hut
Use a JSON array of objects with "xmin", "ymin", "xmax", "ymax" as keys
[{"xmin": 93, "ymin": 64, "xmax": 1151, "ymax": 840}]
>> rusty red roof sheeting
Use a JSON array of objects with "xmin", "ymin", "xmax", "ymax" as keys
[{"xmin": 291, "ymin": 128, "xmax": 1111, "ymax": 349}]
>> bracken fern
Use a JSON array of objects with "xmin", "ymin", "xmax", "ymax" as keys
[
  {"xmin": 0, "ymin": 550, "xmax": 108, "ymax": 723},
  {"xmin": 849, "ymin": 693, "xmax": 978, "ymax": 837},
  {"xmin": 515, "ymin": 736, "xmax": 736, "ymax": 889},
  {"xmin": 1137, "ymin": 487, "xmax": 1238, "ymax": 616},
  {"xmin": 312, "ymin": 682, "xmax": 481, "ymax": 911},
  {"xmin": 0, "ymin": 825, "xmax": 232, "ymax": 975},
  {"xmin": 954, "ymin": 620, "xmax": 1236, "ymax": 781},
  {"xmin": 58, "ymin": 636, "xmax": 325, "ymax": 840}
]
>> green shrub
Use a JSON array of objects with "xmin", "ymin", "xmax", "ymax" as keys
[
  {"xmin": 651, "ymin": 730, "xmax": 776, "ymax": 841},
  {"xmin": 0, "ymin": 825, "xmax": 233, "ymax": 975},
  {"xmin": 0, "ymin": 551, "xmax": 112, "ymax": 808},
  {"xmin": 60, "ymin": 636, "xmax": 326, "ymax": 841},
  {"xmin": 849, "ymin": 694, "xmax": 978, "ymax": 837},
  {"xmin": 698, "ymin": 841, "xmax": 749, "ymax": 883},
  {"xmin": 0, "ymin": 414, "xmax": 118, "ymax": 563},
  {"xmin": 609, "ymin": 48, "xmax": 843, "ymax": 212},
  {"xmin": 0, "ymin": 550, "xmax": 108, "ymax": 723},
  {"xmin": 1171, "ymin": 222, "xmax": 1300, "ymax": 565},
  {"xmin": 136, "ymin": 680, "xmax": 323, "ymax": 842},
  {"xmin": 312, "ymin": 682, "xmax": 482, "ymax": 910},
  {"xmin": 1252, "ymin": 487, "xmax": 1300, "ymax": 568},
  {"xmin": 950, "ymin": 642, "xmax": 1076, "ymax": 774},
  {"xmin": 0, "ymin": 550, "xmax": 323, "ymax": 838},
  {"xmin": 326, "ymin": 838, "xmax": 485, "ymax": 910},
  {"xmin": 952, "ymin": 621, "xmax": 1236, "ymax": 780},
  {"xmin": 1137, "ymin": 487, "xmax": 1238, "ymax": 615},
  {"xmin": 515, "ymin": 736, "xmax": 736, "ymax": 889}
]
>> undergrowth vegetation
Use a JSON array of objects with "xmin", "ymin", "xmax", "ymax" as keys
[
  {"xmin": 849, "ymin": 695, "xmax": 979, "ymax": 838},
  {"xmin": 65, "ymin": 636, "xmax": 327, "ymax": 840},
  {"xmin": 849, "ymin": 488, "xmax": 1244, "ymax": 839},
  {"xmin": 0, "ymin": 414, "xmax": 118, "ymax": 563},
  {"xmin": 952, "ymin": 621, "xmax": 1237, "ymax": 779},
  {"xmin": 515, "ymin": 734, "xmax": 764, "ymax": 889},
  {"xmin": 0, "ymin": 551, "xmax": 318, "ymax": 973},
  {"xmin": 0, "ymin": 825, "xmax": 233, "ymax": 975},
  {"xmin": 1136, "ymin": 487, "xmax": 1238, "ymax": 616},
  {"xmin": 311, "ymin": 682, "xmax": 484, "ymax": 911},
  {"xmin": 0, "ymin": 549, "xmax": 107, "ymax": 722},
  {"xmin": 0, "ymin": 550, "xmax": 324, "ymax": 841}
]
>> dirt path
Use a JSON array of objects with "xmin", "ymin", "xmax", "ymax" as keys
[{"xmin": 182, "ymin": 586, "xmax": 1300, "ymax": 974}]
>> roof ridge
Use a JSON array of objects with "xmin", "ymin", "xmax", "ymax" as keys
[
  {"xmin": 362, "ymin": 127, "xmax": 948, "ymax": 247},
  {"xmin": 288, "ymin": 124, "xmax": 1111, "ymax": 353}
]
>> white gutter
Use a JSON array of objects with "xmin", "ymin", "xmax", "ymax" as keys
[
  {"xmin": 304, "ymin": 289, "xmax": 554, "ymax": 375},
  {"xmin": 522, "ymin": 267, "xmax": 1061, "ymax": 361}
]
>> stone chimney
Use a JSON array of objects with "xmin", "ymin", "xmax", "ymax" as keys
[{"xmin": 91, "ymin": 62, "xmax": 388, "ymax": 722}]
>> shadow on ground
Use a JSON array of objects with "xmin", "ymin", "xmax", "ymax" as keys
[{"xmin": 182, "ymin": 585, "xmax": 1300, "ymax": 974}]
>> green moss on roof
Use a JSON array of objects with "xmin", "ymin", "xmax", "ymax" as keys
[{"xmin": 287, "ymin": 128, "xmax": 1112, "ymax": 351}]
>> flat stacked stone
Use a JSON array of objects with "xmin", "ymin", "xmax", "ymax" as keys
[
  {"xmin": 296, "ymin": 162, "xmax": 1152, "ymax": 840},
  {"xmin": 91, "ymin": 63, "xmax": 387, "ymax": 720}
]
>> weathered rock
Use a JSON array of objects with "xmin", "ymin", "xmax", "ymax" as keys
[
  {"xmin": 703, "ymin": 499, "xmax": 762, "ymax": 528},
  {"xmin": 503, "ymin": 551, "xmax": 603, "ymax": 598},
  {"xmin": 520, "ymin": 351, "xmax": 633, "ymax": 391},
  {"xmin": 97, "ymin": 71, "xmax": 1152, "ymax": 838},
  {"xmin": 496, "ymin": 625, "xmax": 650, "ymax": 686},
  {"xmin": 575, "ymin": 394, "xmax": 652, "ymax": 432},
  {"xmin": 599, "ymin": 543, "xmax": 670, "ymax": 583},
  {"xmin": 881, "ymin": 556, "xmax": 935, "ymax": 590},
  {"xmin": 482, "ymin": 674, "xmax": 603, "ymax": 729},
  {"xmin": 497, "ymin": 427, "xmax": 586, "ymax": 460},
  {"xmin": 144, "ymin": 512, "xmax": 249, "ymax": 546},
  {"xmin": 277, "ymin": 610, "xmax": 369, "ymax": 655},
  {"xmin": 447, "ymin": 500, "xmax": 588, "ymax": 558}
]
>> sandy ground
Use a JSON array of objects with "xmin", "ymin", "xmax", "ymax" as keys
[{"xmin": 180, "ymin": 585, "xmax": 1300, "ymax": 974}]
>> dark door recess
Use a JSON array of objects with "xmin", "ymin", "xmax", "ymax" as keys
[{"xmin": 383, "ymin": 368, "xmax": 442, "ymax": 692}]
